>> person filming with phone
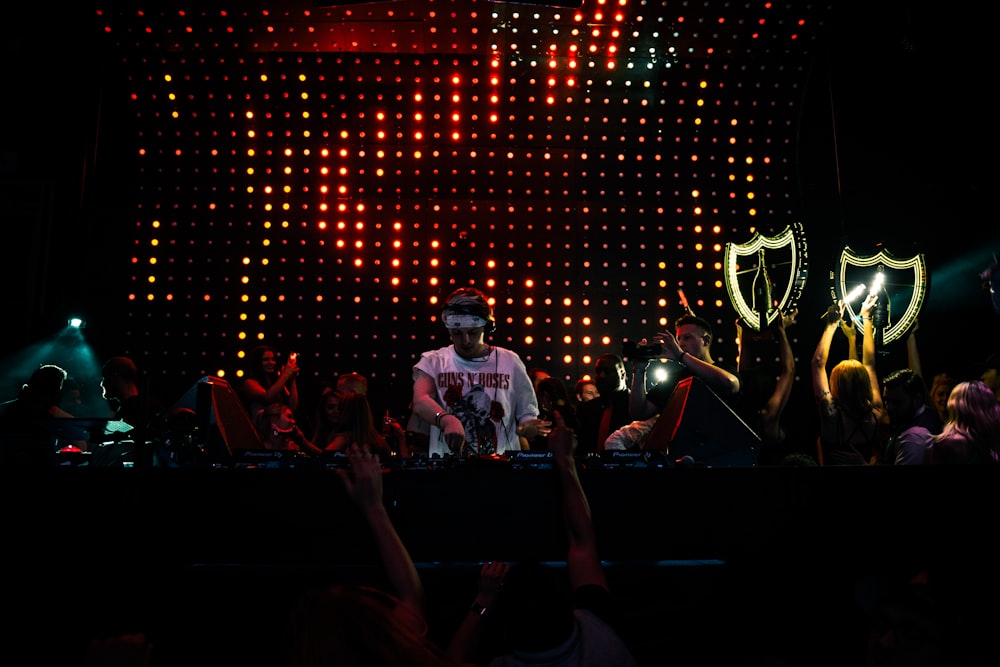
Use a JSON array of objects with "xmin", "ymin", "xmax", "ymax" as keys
[
  {"xmin": 239, "ymin": 344, "xmax": 301, "ymax": 420},
  {"xmin": 629, "ymin": 314, "xmax": 741, "ymax": 422}
]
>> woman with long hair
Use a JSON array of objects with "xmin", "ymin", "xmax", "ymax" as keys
[
  {"xmin": 928, "ymin": 372, "xmax": 958, "ymax": 425},
  {"xmin": 311, "ymin": 387, "xmax": 342, "ymax": 449},
  {"xmin": 239, "ymin": 344, "xmax": 300, "ymax": 419},
  {"xmin": 811, "ymin": 295, "xmax": 885, "ymax": 465},
  {"xmin": 931, "ymin": 381, "xmax": 1000, "ymax": 464},
  {"xmin": 323, "ymin": 391, "xmax": 391, "ymax": 459}
]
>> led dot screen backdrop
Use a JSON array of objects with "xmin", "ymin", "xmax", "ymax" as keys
[{"xmin": 8, "ymin": 1, "xmax": 997, "ymax": 413}]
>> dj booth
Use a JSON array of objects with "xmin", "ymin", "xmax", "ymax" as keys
[
  {"xmin": 17, "ymin": 369, "xmax": 1000, "ymax": 568},
  {"xmin": 32, "ymin": 371, "xmax": 992, "ymax": 572},
  {"xmin": 5, "ymin": 376, "xmax": 1000, "ymax": 664},
  {"xmin": 16, "ymin": 456, "xmax": 999, "ymax": 568}
]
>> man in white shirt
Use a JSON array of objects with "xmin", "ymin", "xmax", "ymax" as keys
[{"xmin": 411, "ymin": 287, "xmax": 549, "ymax": 457}]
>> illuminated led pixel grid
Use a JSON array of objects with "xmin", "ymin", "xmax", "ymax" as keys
[{"xmin": 93, "ymin": 0, "xmax": 832, "ymax": 406}]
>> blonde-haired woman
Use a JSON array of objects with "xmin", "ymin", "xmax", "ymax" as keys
[{"xmin": 811, "ymin": 294, "xmax": 885, "ymax": 465}]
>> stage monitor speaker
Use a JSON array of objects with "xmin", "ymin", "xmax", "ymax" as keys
[
  {"xmin": 172, "ymin": 376, "xmax": 263, "ymax": 462},
  {"xmin": 642, "ymin": 376, "xmax": 760, "ymax": 467}
]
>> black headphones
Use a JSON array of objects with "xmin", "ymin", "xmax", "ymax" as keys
[{"xmin": 442, "ymin": 288, "xmax": 497, "ymax": 334}]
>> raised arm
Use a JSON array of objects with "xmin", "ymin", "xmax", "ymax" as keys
[
  {"xmin": 763, "ymin": 309, "xmax": 797, "ymax": 425},
  {"xmin": 549, "ymin": 410, "xmax": 607, "ymax": 592},
  {"xmin": 657, "ymin": 328, "xmax": 740, "ymax": 397},
  {"xmin": 291, "ymin": 423, "xmax": 324, "ymax": 457},
  {"xmin": 675, "ymin": 349, "xmax": 741, "ymax": 397},
  {"xmin": 812, "ymin": 301, "xmax": 845, "ymax": 403},
  {"xmin": 838, "ymin": 318, "xmax": 859, "ymax": 361},
  {"xmin": 444, "ymin": 560, "xmax": 509, "ymax": 665},
  {"xmin": 412, "ymin": 369, "xmax": 465, "ymax": 453},
  {"xmin": 629, "ymin": 359, "xmax": 656, "ymax": 420},
  {"xmin": 858, "ymin": 294, "xmax": 884, "ymax": 415},
  {"xmin": 241, "ymin": 360, "xmax": 299, "ymax": 410},
  {"xmin": 284, "ymin": 362, "xmax": 300, "ymax": 412},
  {"xmin": 905, "ymin": 320, "xmax": 923, "ymax": 378},
  {"xmin": 336, "ymin": 444, "xmax": 425, "ymax": 619}
]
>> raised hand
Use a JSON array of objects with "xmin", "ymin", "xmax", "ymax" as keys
[
  {"xmin": 547, "ymin": 409, "xmax": 577, "ymax": 460},
  {"xmin": 337, "ymin": 443, "xmax": 383, "ymax": 510},
  {"xmin": 860, "ymin": 293, "xmax": 878, "ymax": 320}
]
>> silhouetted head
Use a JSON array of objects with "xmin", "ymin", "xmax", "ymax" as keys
[
  {"xmin": 283, "ymin": 584, "xmax": 446, "ymax": 667},
  {"xmin": 594, "ymin": 354, "xmax": 627, "ymax": 394},
  {"xmin": 336, "ymin": 372, "xmax": 368, "ymax": 395}
]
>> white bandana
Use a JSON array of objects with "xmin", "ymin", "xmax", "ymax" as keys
[{"xmin": 444, "ymin": 313, "xmax": 488, "ymax": 329}]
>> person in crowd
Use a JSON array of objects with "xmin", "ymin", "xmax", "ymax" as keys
[
  {"xmin": 99, "ymin": 355, "xmax": 167, "ymax": 467},
  {"xmin": 332, "ymin": 371, "xmax": 401, "ymax": 448},
  {"xmin": 601, "ymin": 415, "xmax": 659, "ymax": 451},
  {"xmin": 527, "ymin": 376, "xmax": 580, "ymax": 452},
  {"xmin": 902, "ymin": 319, "xmax": 959, "ymax": 426},
  {"xmin": 880, "ymin": 368, "xmax": 941, "ymax": 465},
  {"xmin": 239, "ymin": 345, "xmax": 300, "ymax": 419},
  {"xmin": 282, "ymin": 443, "xmax": 454, "ymax": 667},
  {"xmin": 927, "ymin": 372, "xmax": 958, "ymax": 427},
  {"xmin": 101, "ymin": 356, "xmax": 149, "ymax": 429},
  {"xmin": 576, "ymin": 354, "xmax": 632, "ymax": 454},
  {"xmin": 981, "ymin": 352, "xmax": 1000, "ymax": 402},
  {"xmin": 0, "ymin": 364, "xmax": 86, "ymax": 465},
  {"xmin": 931, "ymin": 380, "xmax": 1000, "ymax": 464},
  {"xmin": 378, "ymin": 410, "xmax": 410, "ymax": 459},
  {"xmin": 527, "ymin": 368, "xmax": 551, "ymax": 394},
  {"xmin": 59, "ymin": 376, "xmax": 85, "ymax": 414},
  {"xmin": 311, "ymin": 386, "xmax": 342, "ymax": 449},
  {"xmin": 322, "ymin": 391, "xmax": 394, "ymax": 459},
  {"xmin": 336, "ymin": 372, "xmax": 369, "ymax": 396},
  {"xmin": 811, "ymin": 295, "xmax": 885, "ymax": 465},
  {"xmin": 100, "ymin": 357, "xmax": 139, "ymax": 423},
  {"xmin": 284, "ymin": 443, "xmax": 511, "ymax": 666},
  {"xmin": 253, "ymin": 401, "xmax": 323, "ymax": 455},
  {"xmin": 411, "ymin": 287, "xmax": 548, "ymax": 457},
  {"xmin": 453, "ymin": 410, "xmax": 638, "ymax": 667},
  {"xmin": 855, "ymin": 566, "xmax": 966, "ymax": 667},
  {"xmin": 574, "ymin": 378, "xmax": 599, "ymax": 404},
  {"xmin": 84, "ymin": 630, "xmax": 154, "ymax": 667},
  {"xmin": 630, "ymin": 314, "xmax": 741, "ymax": 423},
  {"xmin": 734, "ymin": 308, "xmax": 798, "ymax": 464}
]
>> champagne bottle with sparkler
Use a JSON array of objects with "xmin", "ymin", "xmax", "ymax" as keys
[{"xmin": 751, "ymin": 249, "xmax": 772, "ymax": 330}]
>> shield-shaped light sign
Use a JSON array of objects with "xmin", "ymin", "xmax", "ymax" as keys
[
  {"xmin": 833, "ymin": 246, "xmax": 928, "ymax": 345},
  {"xmin": 724, "ymin": 222, "xmax": 809, "ymax": 333}
]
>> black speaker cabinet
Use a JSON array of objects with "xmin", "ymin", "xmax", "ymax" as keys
[
  {"xmin": 643, "ymin": 376, "xmax": 760, "ymax": 467},
  {"xmin": 166, "ymin": 376, "xmax": 264, "ymax": 462}
]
